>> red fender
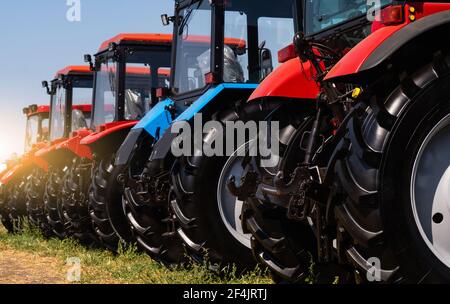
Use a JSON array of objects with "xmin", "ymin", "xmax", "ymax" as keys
[
  {"xmin": 35, "ymin": 138, "xmax": 65, "ymax": 158},
  {"xmin": 54, "ymin": 129, "xmax": 93, "ymax": 160},
  {"xmin": 324, "ymin": 23, "xmax": 408, "ymax": 82},
  {"xmin": 325, "ymin": 3, "xmax": 450, "ymax": 82},
  {"xmin": 0, "ymin": 164, "xmax": 24, "ymax": 185},
  {"xmin": 248, "ymin": 58, "xmax": 319, "ymax": 102},
  {"xmin": 80, "ymin": 121, "xmax": 138, "ymax": 146},
  {"xmin": 0, "ymin": 150, "xmax": 49, "ymax": 185},
  {"xmin": 29, "ymin": 154, "xmax": 48, "ymax": 172}
]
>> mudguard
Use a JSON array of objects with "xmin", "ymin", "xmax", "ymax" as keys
[
  {"xmin": 248, "ymin": 58, "xmax": 319, "ymax": 102},
  {"xmin": 133, "ymin": 99, "xmax": 175, "ymax": 139},
  {"xmin": 0, "ymin": 153, "xmax": 47, "ymax": 185},
  {"xmin": 325, "ymin": 6, "xmax": 450, "ymax": 83},
  {"xmin": 0, "ymin": 164, "xmax": 24, "ymax": 185},
  {"xmin": 118, "ymin": 84, "xmax": 258, "ymax": 166},
  {"xmin": 80, "ymin": 121, "xmax": 139, "ymax": 157},
  {"xmin": 173, "ymin": 83, "xmax": 258, "ymax": 123},
  {"xmin": 54, "ymin": 129, "xmax": 93, "ymax": 160}
]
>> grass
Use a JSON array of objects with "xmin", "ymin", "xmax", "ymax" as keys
[{"xmin": 0, "ymin": 225, "xmax": 272, "ymax": 284}]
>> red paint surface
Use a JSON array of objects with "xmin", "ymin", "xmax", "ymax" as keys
[{"xmin": 249, "ymin": 58, "xmax": 320, "ymax": 101}]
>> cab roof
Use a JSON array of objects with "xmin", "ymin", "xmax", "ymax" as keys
[
  {"xmin": 73, "ymin": 104, "xmax": 92, "ymax": 113},
  {"xmin": 99, "ymin": 66, "xmax": 171, "ymax": 77},
  {"xmin": 25, "ymin": 105, "xmax": 50, "ymax": 117},
  {"xmin": 55, "ymin": 66, "xmax": 92, "ymax": 78},
  {"xmin": 99, "ymin": 33, "xmax": 173, "ymax": 52}
]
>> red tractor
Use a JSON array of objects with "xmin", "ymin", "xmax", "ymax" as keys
[
  {"xmin": 237, "ymin": 0, "xmax": 450, "ymax": 283},
  {"xmin": 26, "ymin": 66, "xmax": 93, "ymax": 238},
  {"xmin": 58, "ymin": 34, "xmax": 172, "ymax": 250},
  {"xmin": 0, "ymin": 104, "xmax": 50, "ymax": 232}
]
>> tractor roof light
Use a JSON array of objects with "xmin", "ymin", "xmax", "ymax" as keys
[
  {"xmin": 379, "ymin": 5, "xmax": 404, "ymax": 26},
  {"xmin": 108, "ymin": 42, "xmax": 117, "ymax": 52},
  {"xmin": 30, "ymin": 104, "xmax": 38, "ymax": 113}
]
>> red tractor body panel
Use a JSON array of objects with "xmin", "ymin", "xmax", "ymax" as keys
[
  {"xmin": 99, "ymin": 33, "xmax": 173, "ymax": 51},
  {"xmin": 325, "ymin": 3, "xmax": 450, "ymax": 82},
  {"xmin": 0, "ymin": 164, "xmax": 23, "ymax": 185},
  {"xmin": 27, "ymin": 105, "xmax": 50, "ymax": 117},
  {"xmin": 54, "ymin": 129, "xmax": 93, "ymax": 160},
  {"xmin": 324, "ymin": 23, "xmax": 407, "ymax": 81},
  {"xmin": 0, "ymin": 148, "xmax": 48, "ymax": 185},
  {"xmin": 80, "ymin": 121, "xmax": 138, "ymax": 146},
  {"xmin": 248, "ymin": 58, "xmax": 320, "ymax": 102},
  {"xmin": 55, "ymin": 65, "xmax": 92, "ymax": 78}
]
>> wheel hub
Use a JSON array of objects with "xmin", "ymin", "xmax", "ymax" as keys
[
  {"xmin": 412, "ymin": 114, "xmax": 450, "ymax": 267},
  {"xmin": 217, "ymin": 142, "xmax": 252, "ymax": 249}
]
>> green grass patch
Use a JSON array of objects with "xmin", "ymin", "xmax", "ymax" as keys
[{"xmin": 0, "ymin": 225, "xmax": 272, "ymax": 284}]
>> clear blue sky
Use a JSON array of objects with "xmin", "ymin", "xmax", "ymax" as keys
[{"xmin": 0, "ymin": 0, "xmax": 173, "ymax": 162}]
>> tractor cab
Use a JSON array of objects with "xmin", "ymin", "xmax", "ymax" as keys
[
  {"xmin": 23, "ymin": 104, "xmax": 50, "ymax": 152},
  {"xmin": 88, "ymin": 34, "xmax": 172, "ymax": 132},
  {"xmin": 166, "ymin": 0, "xmax": 301, "ymax": 106},
  {"xmin": 43, "ymin": 66, "xmax": 93, "ymax": 143},
  {"xmin": 303, "ymin": 0, "xmax": 393, "ymax": 53}
]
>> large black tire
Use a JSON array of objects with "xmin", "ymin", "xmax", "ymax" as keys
[
  {"xmin": 335, "ymin": 53, "xmax": 450, "ymax": 283},
  {"xmin": 89, "ymin": 156, "xmax": 123, "ymax": 252},
  {"xmin": 5, "ymin": 178, "xmax": 27, "ymax": 233},
  {"xmin": 240, "ymin": 106, "xmax": 328, "ymax": 282},
  {"xmin": 44, "ymin": 167, "xmax": 67, "ymax": 239},
  {"xmin": 171, "ymin": 100, "xmax": 288, "ymax": 272},
  {"xmin": 26, "ymin": 168, "xmax": 53, "ymax": 237},
  {"xmin": 123, "ymin": 155, "xmax": 186, "ymax": 266},
  {"xmin": 60, "ymin": 158, "xmax": 98, "ymax": 246},
  {"xmin": 0, "ymin": 185, "xmax": 14, "ymax": 233}
]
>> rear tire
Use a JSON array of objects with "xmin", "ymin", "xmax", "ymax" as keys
[
  {"xmin": 6, "ymin": 178, "xmax": 27, "ymax": 233},
  {"xmin": 171, "ymin": 101, "xmax": 284, "ymax": 272},
  {"xmin": 26, "ymin": 168, "xmax": 53, "ymax": 237},
  {"xmin": 0, "ymin": 185, "xmax": 15, "ymax": 233},
  {"xmin": 89, "ymin": 156, "xmax": 123, "ymax": 252},
  {"xmin": 60, "ymin": 158, "xmax": 98, "ymax": 246},
  {"xmin": 335, "ymin": 53, "xmax": 450, "ymax": 283},
  {"xmin": 44, "ymin": 167, "xmax": 67, "ymax": 239},
  {"xmin": 123, "ymin": 157, "xmax": 186, "ymax": 266}
]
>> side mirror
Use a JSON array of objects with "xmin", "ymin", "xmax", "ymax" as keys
[
  {"xmin": 161, "ymin": 14, "xmax": 170, "ymax": 26},
  {"xmin": 161, "ymin": 14, "xmax": 177, "ymax": 26},
  {"xmin": 42, "ymin": 81, "xmax": 51, "ymax": 95},
  {"xmin": 22, "ymin": 107, "xmax": 30, "ymax": 115},
  {"xmin": 84, "ymin": 54, "xmax": 94, "ymax": 71},
  {"xmin": 259, "ymin": 48, "xmax": 273, "ymax": 81}
]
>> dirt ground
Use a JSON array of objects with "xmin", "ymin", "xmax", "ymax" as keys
[{"xmin": 0, "ymin": 247, "xmax": 67, "ymax": 284}]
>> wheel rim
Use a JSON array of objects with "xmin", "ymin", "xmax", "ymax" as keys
[
  {"xmin": 411, "ymin": 113, "xmax": 450, "ymax": 267},
  {"xmin": 217, "ymin": 142, "xmax": 252, "ymax": 249}
]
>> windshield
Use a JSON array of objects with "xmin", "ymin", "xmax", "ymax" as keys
[
  {"xmin": 41, "ymin": 117, "xmax": 49, "ymax": 141},
  {"xmin": 49, "ymin": 84, "xmax": 66, "ymax": 141},
  {"xmin": 304, "ymin": 0, "xmax": 392, "ymax": 35},
  {"xmin": 173, "ymin": 0, "xmax": 212, "ymax": 95},
  {"xmin": 25, "ymin": 115, "xmax": 39, "ymax": 151},
  {"xmin": 124, "ymin": 49, "xmax": 171, "ymax": 120},
  {"xmin": 72, "ymin": 77, "xmax": 92, "ymax": 129},
  {"xmin": 124, "ymin": 65, "xmax": 151, "ymax": 121},
  {"xmin": 93, "ymin": 59, "xmax": 117, "ymax": 127},
  {"xmin": 224, "ymin": 0, "xmax": 296, "ymax": 83},
  {"xmin": 93, "ymin": 48, "xmax": 171, "ymax": 127}
]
